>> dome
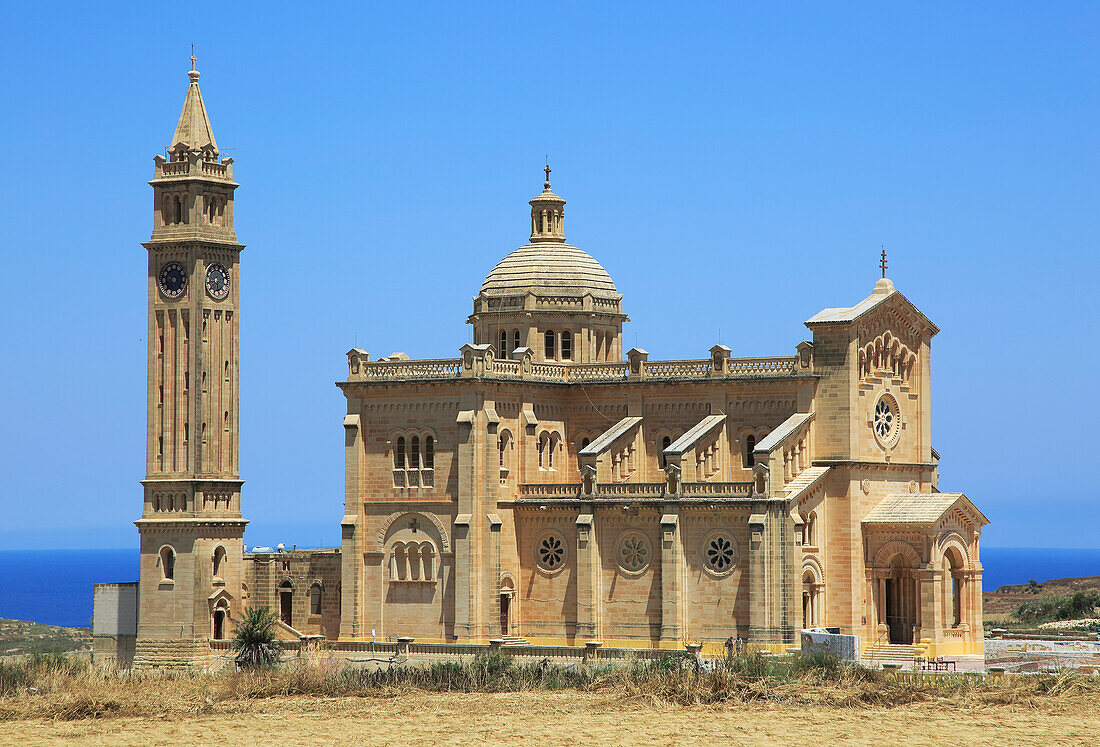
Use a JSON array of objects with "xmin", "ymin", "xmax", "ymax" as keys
[{"xmin": 480, "ymin": 243, "xmax": 619, "ymax": 300}]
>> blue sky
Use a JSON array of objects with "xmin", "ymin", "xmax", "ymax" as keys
[{"xmin": 1, "ymin": 2, "xmax": 1097, "ymax": 550}]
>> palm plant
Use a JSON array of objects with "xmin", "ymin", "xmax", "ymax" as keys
[{"xmin": 232, "ymin": 606, "xmax": 281, "ymax": 669}]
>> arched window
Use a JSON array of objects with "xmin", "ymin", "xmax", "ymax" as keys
[
  {"xmin": 548, "ymin": 433, "xmax": 559, "ymax": 470},
  {"xmin": 500, "ymin": 330, "xmax": 508, "ymax": 356},
  {"xmin": 160, "ymin": 546, "xmax": 175, "ymax": 580},
  {"xmin": 173, "ymin": 195, "xmax": 182, "ymax": 224},
  {"xmin": 395, "ymin": 436, "xmax": 406, "ymax": 469},
  {"xmin": 538, "ymin": 433, "xmax": 547, "ymax": 469},
  {"xmin": 420, "ymin": 542, "xmax": 435, "ymax": 580},
  {"xmin": 213, "ymin": 546, "xmax": 226, "ymax": 578},
  {"xmin": 513, "ymin": 330, "xmax": 521, "ymax": 352},
  {"xmin": 806, "ymin": 512, "xmax": 817, "ymax": 546},
  {"xmin": 310, "ymin": 584, "xmax": 322, "ymax": 615},
  {"xmin": 659, "ymin": 435, "xmax": 671, "ymax": 468},
  {"xmin": 498, "ymin": 431, "xmax": 512, "ymax": 485},
  {"xmin": 561, "ymin": 330, "xmax": 572, "ymax": 360},
  {"xmin": 544, "ymin": 329, "xmax": 555, "ymax": 359},
  {"xmin": 745, "ymin": 435, "xmax": 756, "ymax": 467},
  {"xmin": 424, "ymin": 436, "xmax": 434, "ymax": 468},
  {"xmin": 410, "ymin": 436, "xmax": 421, "ymax": 469}
]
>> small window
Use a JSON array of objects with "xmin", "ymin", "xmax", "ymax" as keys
[
  {"xmin": 310, "ymin": 584, "xmax": 322, "ymax": 615},
  {"xmin": 410, "ymin": 436, "xmax": 421, "ymax": 468},
  {"xmin": 544, "ymin": 329, "xmax": 555, "ymax": 359},
  {"xmin": 513, "ymin": 330, "xmax": 521, "ymax": 352},
  {"xmin": 745, "ymin": 435, "xmax": 756, "ymax": 467},
  {"xmin": 395, "ymin": 436, "xmax": 406, "ymax": 469},
  {"xmin": 160, "ymin": 546, "xmax": 175, "ymax": 580},
  {"xmin": 538, "ymin": 434, "xmax": 547, "ymax": 469},
  {"xmin": 213, "ymin": 546, "xmax": 226, "ymax": 577},
  {"xmin": 500, "ymin": 330, "xmax": 508, "ymax": 356},
  {"xmin": 580, "ymin": 437, "xmax": 590, "ymax": 450},
  {"xmin": 561, "ymin": 330, "xmax": 572, "ymax": 360},
  {"xmin": 424, "ymin": 436, "xmax": 434, "ymax": 468},
  {"xmin": 660, "ymin": 435, "xmax": 671, "ymax": 468}
]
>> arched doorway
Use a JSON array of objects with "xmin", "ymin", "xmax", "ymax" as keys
[
  {"xmin": 802, "ymin": 568, "xmax": 822, "ymax": 627},
  {"xmin": 278, "ymin": 581, "xmax": 293, "ymax": 626},
  {"xmin": 499, "ymin": 575, "xmax": 515, "ymax": 636},
  {"xmin": 213, "ymin": 604, "xmax": 227, "ymax": 640},
  {"xmin": 885, "ymin": 554, "xmax": 916, "ymax": 644}
]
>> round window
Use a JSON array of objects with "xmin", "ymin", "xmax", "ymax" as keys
[
  {"xmin": 703, "ymin": 531, "xmax": 736, "ymax": 575},
  {"xmin": 873, "ymin": 393, "xmax": 901, "ymax": 447},
  {"xmin": 535, "ymin": 531, "xmax": 566, "ymax": 573},
  {"xmin": 616, "ymin": 531, "xmax": 651, "ymax": 575}
]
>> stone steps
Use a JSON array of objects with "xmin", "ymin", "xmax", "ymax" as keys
[{"xmin": 500, "ymin": 635, "xmax": 531, "ymax": 647}]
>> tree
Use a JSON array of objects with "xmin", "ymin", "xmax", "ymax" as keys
[{"xmin": 232, "ymin": 606, "xmax": 281, "ymax": 669}]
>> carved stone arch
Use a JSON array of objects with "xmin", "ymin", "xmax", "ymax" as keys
[
  {"xmin": 377, "ymin": 511, "xmax": 450, "ymax": 553},
  {"xmin": 873, "ymin": 540, "xmax": 922, "ymax": 568},
  {"xmin": 499, "ymin": 571, "xmax": 516, "ymax": 594},
  {"xmin": 802, "ymin": 555, "xmax": 825, "ymax": 584},
  {"xmin": 934, "ymin": 530, "xmax": 971, "ymax": 567}
]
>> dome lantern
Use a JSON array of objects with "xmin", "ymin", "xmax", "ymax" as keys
[{"xmin": 529, "ymin": 165, "xmax": 566, "ymax": 242}]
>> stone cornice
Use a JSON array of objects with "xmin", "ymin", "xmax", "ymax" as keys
[
  {"xmin": 142, "ymin": 478, "xmax": 245, "ymax": 487},
  {"xmin": 134, "ymin": 518, "xmax": 248, "ymax": 528},
  {"xmin": 811, "ymin": 460, "xmax": 936, "ymax": 470}
]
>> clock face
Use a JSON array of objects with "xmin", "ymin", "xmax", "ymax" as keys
[
  {"xmin": 158, "ymin": 262, "xmax": 187, "ymax": 299},
  {"xmin": 205, "ymin": 262, "xmax": 231, "ymax": 301}
]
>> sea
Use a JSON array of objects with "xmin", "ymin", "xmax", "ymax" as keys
[{"xmin": 1, "ymin": 546, "xmax": 1099, "ymax": 629}]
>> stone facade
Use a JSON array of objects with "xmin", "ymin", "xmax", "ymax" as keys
[{"xmin": 105, "ymin": 64, "xmax": 988, "ymax": 668}]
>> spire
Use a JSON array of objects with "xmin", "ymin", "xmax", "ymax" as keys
[
  {"xmin": 873, "ymin": 246, "xmax": 895, "ymax": 295},
  {"xmin": 169, "ymin": 55, "xmax": 218, "ymax": 159},
  {"xmin": 529, "ymin": 164, "xmax": 566, "ymax": 242}
]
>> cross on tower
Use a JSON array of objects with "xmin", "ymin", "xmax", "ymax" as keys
[
  {"xmin": 880, "ymin": 247, "xmax": 888, "ymax": 278},
  {"xmin": 409, "ymin": 517, "xmax": 419, "ymax": 533},
  {"xmin": 544, "ymin": 163, "xmax": 551, "ymax": 187}
]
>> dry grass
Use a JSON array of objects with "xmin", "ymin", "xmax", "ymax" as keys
[{"xmin": 2, "ymin": 652, "xmax": 1100, "ymax": 725}]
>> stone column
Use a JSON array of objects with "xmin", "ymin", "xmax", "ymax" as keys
[
  {"xmin": 575, "ymin": 508, "xmax": 598, "ymax": 640},
  {"xmin": 659, "ymin": 508, "xmax": 681, "ymax": 642}
]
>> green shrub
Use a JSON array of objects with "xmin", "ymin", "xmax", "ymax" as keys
[{"xmin": 232, "ymin": 606, "xmax": 281, "ymax": 669}]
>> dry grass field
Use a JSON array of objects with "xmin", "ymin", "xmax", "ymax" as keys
[
  {"xmin": 5, "ymin": 691, "xmax": 1100, "ymax": 746},
  {"xmin": 4, "ymin": 654, "xmax": 1100, "ymax": 746}
]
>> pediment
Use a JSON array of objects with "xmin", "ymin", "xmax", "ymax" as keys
[{"xmin": 855, "ymin": 292, "xmax": 938, "ymax": 348}]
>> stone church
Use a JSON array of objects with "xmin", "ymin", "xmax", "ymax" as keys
[{"xmin": 98, "ymin": 63, "xmax": 988, "ymax": 667}]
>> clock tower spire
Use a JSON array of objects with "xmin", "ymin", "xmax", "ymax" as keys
[{"xmin": 134, "ymin": 59, "xmax": 247, "ymax": 665}]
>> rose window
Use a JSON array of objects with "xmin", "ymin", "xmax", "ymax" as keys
[
  {"xmin": 536, "ymin": 533, "xmax": 565, "ymax": 571},
  {"xmin": 873, "ymin": 394, "xmax": 901, "ymax": 446},
  {"xmin": 704, "ymin": 533, "xmax": 735, "ymax": 573},
  {"xmin": 874, "ymin": 399, "xmax": 894, "ymax": 438},
  {"xmin": 617, "ymin": 532, "xmax": 650, "ymax": 574}
]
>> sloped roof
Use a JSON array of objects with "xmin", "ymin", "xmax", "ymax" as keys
[
  {"xmin": 171, "ymin": 70, "xmax": 218, "ymax": 153},
  {"xmin": 665, "ymin": 414, "xmax": 725, "ymax": 456},
  {"xmin": 804, "ymin": 279, "xmax": 939, "ymax": 336},
  {"xmin": 863, "ymin": 492, "xmax": 989, "ymax": 526},
  {"xmin": 580, "ymin": 416, "xmax": 642, "ymax": 456},
  {"xmin": 784, "ymin": 466, "xmax": 830, "ymax": 501},
  {"xmin": 754, "ymin": 412, "xmax": 813, "ymax": 453}
]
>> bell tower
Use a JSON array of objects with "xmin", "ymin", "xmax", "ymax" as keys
[{"xmin": 134, "ymin": 57, "xmax": 247, "ymax": 663}]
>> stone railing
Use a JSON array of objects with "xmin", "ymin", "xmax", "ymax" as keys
[
  {"xmin": 643, "ymin": 360, "xmax": 713, "ymax": 378},
  {"xmin": 160, "ymin": 161, "xmax": 190, "ymax": 176},
  {"xmin": 201, "ymin": 160, "xmax": 229, "ymax": 177},
  {"xmin": 568, "ymin": 363, "xmax": 630, "ymax": 381},
  {"xmin": 681, "ymin": 481, "xmax": 753, "ymax": 497},
  {"xmin": 348, "ymin": 354, "xmax": 801, "ymax": 384},
  {"xmin": 596, "ymin": 482, "xmax": 666, "ymax": 497},
  {"xmin": 729, "ymin": 357, "xmax": 799, "ymax": 377},
  {"xmin": 529, "ymin": 362, "xmax": 569, "ymax": 381},
  {"xmin": 941, "ymin": 627, "xmax": 969, "ymax": 640},
  {"xmin": 519, "ymin": 483, "xmax": 583, "ymax": 498},
  {"xmin": 357, "ymin": 358, "xmax": 463, "ymax": 380}
]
